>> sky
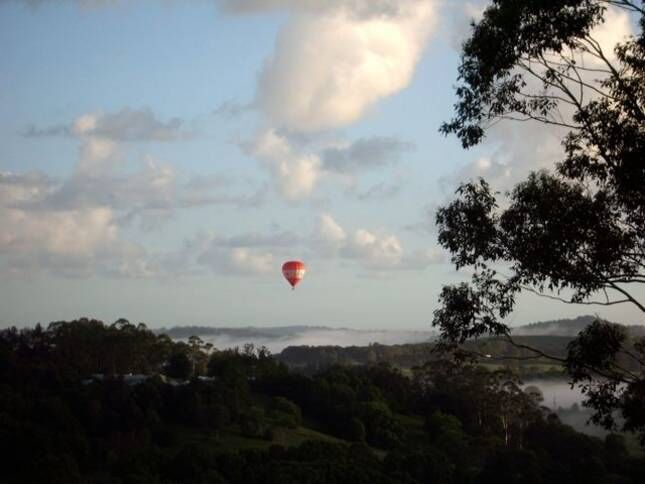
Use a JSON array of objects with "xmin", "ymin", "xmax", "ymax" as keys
[{"xmin": 1, "ymin": 0, "xmax": 642, "ymax": 329}]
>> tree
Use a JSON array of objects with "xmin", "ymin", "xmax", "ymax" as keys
[
  {"xmin": 434, "ymin": 0, "xmax": 645, "ymax": 440},
  {"xmin": 187, "ymin": 335, "xmax": 212, "ymax": 376},
  {"xmin": 165, "ymin": 351, "xmax": 192, "ymax": 380}
]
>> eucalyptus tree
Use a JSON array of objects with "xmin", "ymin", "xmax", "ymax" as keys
[{"xmin": 434, "ymin": 0, "xmax": 645, "ymax": 439}]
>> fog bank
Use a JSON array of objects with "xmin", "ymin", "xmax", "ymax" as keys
[{"xmin": 167, "ymin": 326, "xmax": 435, "ymax": 354}]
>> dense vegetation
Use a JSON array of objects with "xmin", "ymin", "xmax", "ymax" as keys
[{"xmin": 2, "ymin": 319, "xmax": 645, "ymax": 483}]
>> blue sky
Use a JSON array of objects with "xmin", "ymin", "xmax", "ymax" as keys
[{"xmin": 1, "ymin": 0, "xmax": 642, "ymax": 329}]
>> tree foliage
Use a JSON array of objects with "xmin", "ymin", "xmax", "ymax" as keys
[
  {"xmin": 1, "ymin": 319, "xmax": 644, "ymax": 482},
  {"xmin": 435, "ymin": 0, "xmax": 645, "ymax": 440}
]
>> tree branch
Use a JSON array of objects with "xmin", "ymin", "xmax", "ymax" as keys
[{"xmin": 522, "ymin": 286, "xmax": 631, "ymax": 306}]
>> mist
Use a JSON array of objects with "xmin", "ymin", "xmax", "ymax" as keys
[
  {"xmin": 168, "ymin": 326, "xmax": 435, "ymax": 354},
  {"xmin": 524, "ymin": 378, "xmax": 609, "ymax": 437}
]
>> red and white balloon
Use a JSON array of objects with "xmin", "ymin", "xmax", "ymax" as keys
[{"xmin": 282, "ymin": 260, "xmax": 306, "ymax": 289}]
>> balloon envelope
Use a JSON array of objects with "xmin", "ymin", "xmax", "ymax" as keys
[{"xmin": 282, "ymin": 261, "xmax": 306, "ymax": 288}]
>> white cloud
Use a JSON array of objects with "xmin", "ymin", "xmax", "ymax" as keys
[
  {"xmin": 0, "ymin": 199, "xmax": 121, "ymax": 277},
  {"xmin": 225, "ymin": 1, "xmax": 430, "ymax": 198},
  {"xmin": 591, "ymin": 7, "xmax": 634, "ymax": 63},
  {"xmin": 197, "ymin": 242, "xmax": 275, "ymax": 275},
  {"xmin": 342, "ymin": 228, "xmax": 404, "ymax": 270},
  {"xmin": 313, "ymin": 213, "xmax": 347, "ymax": 256},
  {"xmin": 248, "ymin": 130, "xmax": 413, "ymax": 200},
  {"xmin": 249, "ymin": 129, "xmax": 322, "ymax": 200},
  {"xmin": 21, "ymin": 108, "xmax": 266, "ymax": 231},
  {"xmin": 0, "ymin": 172, "xmax": 53, "ymax": 206},
  {"xmin": 4, "ymin": 207, "xmax": 117, "ymax": 257},
  {"xmin": 314, "ymin": 213, "xmax": 442, "ymax": 271},
  {"xmin": 230, "ymin": 248, "xmax": 274, "ymax": 274},
  {"xmin": 316, "ymin": 213, "xmax": 347, "ymax": 245},
  {"xmin": 72, "ymin": 113, "xmax": 99, "ymax": 136},
  {"xmin": 76, "ymin": 137, "xmax": 120, "ymax": 177},
  {"xmin": 255, "ymin": 0, "xmax": 436, "ymax": 131},
  {"xmin": 2, "ymin": 104, "xmax": 269, "ymax": 277},
  {"xmin": 0, "ymin": 171, "xmax": 124, "ymax": 277}
]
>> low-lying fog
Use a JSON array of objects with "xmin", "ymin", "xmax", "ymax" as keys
[
  {"xmin": 524, "ymin": 379, "xmax": 609, "ymax": 437},
  {"xmin": 524, "ymin": 379, "xmax": 586, "ymax": 410},
  {"xmin": 178, "ymin": 327, "xmax": 435, "ymax": 354}
]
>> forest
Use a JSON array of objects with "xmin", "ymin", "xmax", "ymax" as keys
[{"xmin": 1, "ymin": 318, "xmax": 644, "ymax": 483}]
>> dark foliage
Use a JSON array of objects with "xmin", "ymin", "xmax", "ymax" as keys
[
  {"xmin": 434, "ymin": 0, "xmax": 645, "ymax": 440},
  {"xmin": 1, "ymin": 319, "xmax": 644, "ymax": 482}
]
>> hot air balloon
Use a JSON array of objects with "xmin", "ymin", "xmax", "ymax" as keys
[{"xmin": 282, "ymin": 260, "xmax": 306, "ymax": 289}]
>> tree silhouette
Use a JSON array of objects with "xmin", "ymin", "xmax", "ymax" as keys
[{"xmin": 435, "ymin": 0, "xmax": 645, "ymax": 440}]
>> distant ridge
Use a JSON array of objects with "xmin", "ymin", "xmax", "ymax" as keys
[
  {"xmin": 512, "ymin": 315, "xmax": 645, "ymax": 337},
  {"xmin": 158, "ymin": 316, "xmax": 644, "ymax": 354}
]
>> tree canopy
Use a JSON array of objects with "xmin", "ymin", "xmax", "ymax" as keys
[{"xmin": 435, "ymin": 0, "xmax": 645, "ymax": 440}]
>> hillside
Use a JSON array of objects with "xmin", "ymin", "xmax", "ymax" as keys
[
  {"xmin": 2, "ymin": 318, "xmax": 644, "ymax": 483},
  {"xmin": 511, "ymin": 315, "xmax": 645, "ymax": 337},
  {"xmin": 157, "ymin": 316, "xmax": 644, "ymax": 376},
  {"xmin": 275, "ymin": 336, "xmax": 572, "ymax": 377},
  {"xmin": 159, "ymin": 316, "xmax": 645, "ymax": 355}
]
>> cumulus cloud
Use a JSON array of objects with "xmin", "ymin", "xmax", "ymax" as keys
[
  {"xmin": 2, "ymin": 207, "xmax": 117, "ymax": 258},
  {"xmin": 19, "ymin": 133, "xmax": 177, "ymax": 230},
  {"xmin": 0, "ymin": 164, "xmax": 269, "ymax": 278},
  {"xmin": 200, "ymin": 247, "xmax": 275, "ymax": 275},
  {"xmin": 2, "ymin": 106, "xmax": 268, "ymax": 277},
  {"xmin": 24, "ymin": 108, "xmax": 191, "ymax": 142},
  {"xmin": 247, "ymin": 130, "xmax": 412, "ymax": 200},
  {"xmin": 195, "ymin": 238, "xmax": 276, "ymax": 275},
  {"xmin": 316, "ymin": 213, "xmax": 347, "ymax": 244},
  {"xmin": 254, "ymin": 0, "xmax": 436, "ymax": 131},
  {"xmin": 0, "ymin": 173, "xmax": 122, "ymax": 277},
  {"xmin": 0, "ymin": 172, "xmax": 54, "ymax": 206},
  {"xmin": 248, "ymin": 129, "xmax": 322, "ymax": 200},
  {"xmin": 156, "ymin": 214, "xmax": 442, "ymax": 277},
  {"xmin": 314, "ymin": 213, "xmax": 443, "ymax": 271},
  {"xmin": 341, "ymin": 228, "xmax": 404, "ymax": 270},
  {"xmin": 0, "ymin": 164, "xmax": 146, "ymax": 277},
  {"xmin": 100, "ymin": 227, "xmax": 304, "ymax": 279},
  {"xmin": 223, "ymin": 0, "xmax": 430, "ymax": 198},
  {"xmin": 0, "ymin": 166, "xmax": 172, "ymax": 279},
  {"xmin": 19, "ymin": 114, "xmax": 267, "ymax": 231},
  {"xmin": 312, "ymin": 213, "xmax": 347, "ymax": 256}
]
